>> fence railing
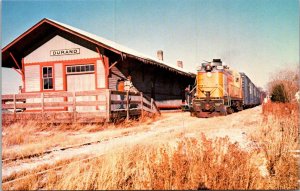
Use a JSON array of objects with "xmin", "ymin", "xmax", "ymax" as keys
[
  {"xmin": 2, "ymin": 89, "xmax": 160, "ymax": 123},
  {"xmin": 110, "ymin": 90, "xmax": 160, "ymax": 119}
]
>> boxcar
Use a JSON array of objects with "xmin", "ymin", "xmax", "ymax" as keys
[{"xmin": 240, "ymin": 72, "xmax": 261, "ymax": 108}]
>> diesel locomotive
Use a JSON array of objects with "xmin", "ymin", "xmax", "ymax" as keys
[{"xmin": 190, "ymin": 59, "xmax": 263, "ymax": 118}]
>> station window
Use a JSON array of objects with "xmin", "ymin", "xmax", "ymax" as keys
[
  {"xmin": 42, "ymin": 66, "xmax": 53, "ymax": 90},
  {"xmin": 66, "ymin": 64, "xmax": 95, "ymax": 74}
]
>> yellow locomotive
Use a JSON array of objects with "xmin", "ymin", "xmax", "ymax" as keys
[{"xmin": 190, "ymin": 59, "xmax": 243, "ymax": 117}]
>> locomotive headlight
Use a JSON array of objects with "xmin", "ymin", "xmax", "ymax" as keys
[
  {"xmin": 206, "ymin": 72, "xmax": 212, "ymax": 77},
  {"xmin": 205, "ymin": 65, "xmax": 212, "ymax": 71}
]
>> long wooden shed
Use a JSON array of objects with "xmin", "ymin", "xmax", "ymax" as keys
[{"xmin": 2, "ymin": 18, "xmax": 196, "ymax": 112}]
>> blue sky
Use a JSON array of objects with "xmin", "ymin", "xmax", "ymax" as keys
[{"xmin": 1, "ymin": 0, "xmax": 299, "ymax": 93}]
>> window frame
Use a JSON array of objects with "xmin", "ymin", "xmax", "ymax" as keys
[
  {"xmin": 42, "ymin": 66, "xmax": 54, "ymax": 90},
  {"xmin": 66, "ymin": 64, "xmax": 95, "ymax": 75}
]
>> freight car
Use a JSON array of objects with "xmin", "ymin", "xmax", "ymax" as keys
[
  {"xmin": 190, "ymin": 59, "xmax": 263, "ymax": 118},
  {"xmin": 240, "ymin": 73, "xmax": 263, "ymax": 108}
]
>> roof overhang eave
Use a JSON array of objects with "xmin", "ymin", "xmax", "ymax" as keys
[
  {"xmin": 1, "ymin": 19, "xmax": 123, "ymax": 61},
  {"xmin": 45, "ymin": 19, "xmax": 123, "ymax": 55},
  {"xmin": 125, "ymin": 53, "xmax": 195, "ymax": 77},
  {"xmin": 2, "ymin": 18, "xmax": 196, "ymax": 78}
]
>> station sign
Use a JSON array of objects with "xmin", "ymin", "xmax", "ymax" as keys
[{"xmin": 50, "ymin": 48, "xmax": 80, "ymax": 56}]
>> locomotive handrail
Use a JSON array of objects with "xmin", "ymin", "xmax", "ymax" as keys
[{"xmin": 189, "ymin": 86, "xmax": 197, "ymax": 94}]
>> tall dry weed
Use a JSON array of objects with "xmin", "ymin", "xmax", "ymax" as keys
[
  {"xmin": 21, "ymin": 134, "xmax": 271, "ymax": 190},
  {"xmin": 40, "ymin": 103, "xmax": 298, "ymax": 190},
  {"xmin": 253, "ymin": 102, "xmax": 299, "ymax": 189},
  {"xmin": 3, "ymin": 103, "xmax": 298, "ymax": 190}
]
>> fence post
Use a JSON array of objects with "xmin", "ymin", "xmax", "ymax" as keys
[
  {"xmin": 140, "ymin": 92, "xmax": 144, "ymax": 119},
  {"xmin": 126, "ymin": 90, "xmax": 129, "ymax": 121},
  {"xmin": 105, "ymin": 89, "xmax": 111, "ymax": 122},
  {"xmin": 41, "ymin": 93, "xmax": 44, "ymax": 123},
  {"xmin": 73, "ymin": 91, "xmax": 76, "ymax": 123},
  {"xmin": 13, "ymin": 94, "xmax": 16, "ymax": 121},
  {"xmin": 150, "ymin": 98, "xmax": 153, "ymax": 111}
]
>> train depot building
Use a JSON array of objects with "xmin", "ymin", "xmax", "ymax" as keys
[{"xmin": 2, "ymin": 18, "xmax": 195, "ymax": 114}]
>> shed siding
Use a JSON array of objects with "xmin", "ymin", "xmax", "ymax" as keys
[
  {"xmin": 108, "ymin": 59, "xmax": 194, "ymax": 108},
  {"xmin": 54, "ymin": 63, "xmax": 63, "ymax": 90},
  {"xmin": 24, "ymin": 35, "xmax": 99, "ymax": 63},
  {"xmin": 96, "ymin": 60, "xmax": 105, "ymax": 88},
  {"xmin": 25, "ymin": 65, "xmax": 40, "ymax": 92},
  {"xmin": 109, "ymin": 66, "xmax": 126, "ymax": 111}
]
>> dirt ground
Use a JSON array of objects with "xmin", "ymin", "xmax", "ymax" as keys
[{"xmin": 2, "ymin": 106, "xmax": 263, "ymax": 179}]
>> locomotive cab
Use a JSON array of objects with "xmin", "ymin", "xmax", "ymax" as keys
[{"xmin": 191, "ymin": 59, "xmax": 243, "ymax": 117}]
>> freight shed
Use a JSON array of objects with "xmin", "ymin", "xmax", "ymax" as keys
[{"xmin": 2, "ymin": 18, "xmax": 195, "ymax": 111}]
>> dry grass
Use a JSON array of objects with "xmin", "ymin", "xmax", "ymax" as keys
[
  {"xmin": 2, "ymin": 103, "xmax": 298, "ymax": 190},
  {"xmin": 2, "ymin": 135, "xmax": 257, "ymax": 190},
  {"xmin": 2, "ymin": 155, "xmax": 91, "ymax": 190},
  {"xmin": 2, "ymin": 114, "xmax": 158, "ymax": 160},
  {"xmin": 252, "ymin": 102, "xmax": 299, "ymax": 189},
  {"xmin": 53, "ymin": 103, "xmax": 298, "ymax": 190},
  {"xmin": 2, "ymin": 121, "xmax": 89, "ymax": 160},
  {"xmin": 7, "ymin": 132, "xmax": 296, "ymax": 190}
]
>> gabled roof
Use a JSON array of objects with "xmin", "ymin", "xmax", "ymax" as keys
[{"xmin": 2, "ymin": 18, "xmax": 195, "ymax": 77}]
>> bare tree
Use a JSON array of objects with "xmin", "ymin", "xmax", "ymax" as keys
[{"xmin": 267, "ymin": 66, "xmax": 300, "ymax": 102}]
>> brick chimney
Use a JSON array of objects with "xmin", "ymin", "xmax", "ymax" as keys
[
  {"xmin": 157, "ymin": 50, "xmax": 163, "ymax": 61},
  {"xmin": 177, "ymin": 60, "xmax": 183, "ymax": 68}
]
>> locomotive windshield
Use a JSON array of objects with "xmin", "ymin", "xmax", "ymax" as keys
[{"xmin": 199, "ymin": 62, "xmax": 224, "ymax": 72}]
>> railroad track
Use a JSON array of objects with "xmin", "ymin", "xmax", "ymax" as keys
[
  {"xmin": 2, "ymin": 131, "xmax": 136, "ymax": 164},
  {"xmin": 2, "ymin": 125, "xmax": 178, "ymax": 187},
  {"xmin": 1, "ymin": 112, "xmax": 203, "ymax": 165},
  {"xmin": 2, "ymin": 130, "xmax": 140, "ymax": 187},
  {"xmin": 2, "ymin": 154, "xmax": 105, "ymax": 188},
  {"xmin": 2, "ymin": 115, "xmax": 180, "ymax": 186},
  {"xmin": 2, "ymin": 110, "xmax": 262, "ymax": 187}
]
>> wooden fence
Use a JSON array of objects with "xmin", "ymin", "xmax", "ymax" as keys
[{"xmin": 2, "ymin": 89, "xmax": 160, "ymax": 123}]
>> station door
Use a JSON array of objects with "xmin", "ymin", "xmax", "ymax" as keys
[{"xmin": 67, "ymin": 73, "xmax": 96, "ymax": 112}]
